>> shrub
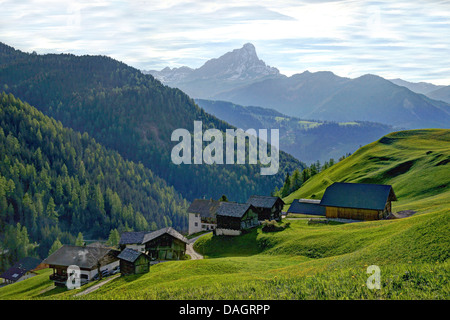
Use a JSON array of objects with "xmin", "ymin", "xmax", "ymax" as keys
[{"xmin": 262, "ymin": 220, "xmax": 288, "ymax": 233}]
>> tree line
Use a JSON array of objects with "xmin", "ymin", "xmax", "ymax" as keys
[{"xmin": 0, "ymin": 92, "xmax": 188, "ymax": 271}]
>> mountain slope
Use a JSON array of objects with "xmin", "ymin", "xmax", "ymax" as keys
[
  {"xmin": 196, "ymin": 99, "xmax": 394, "ymax": 163},
  {"xmin": 427, "ymin": 85, "xmax": 450, "ymax": 104},
  {"xmin": 389, "ymin": 78, "xmax": 444, "ymax": 95},
  {"xmin": 0, "ymin": 92, "xmax": 188, "ymax": 261},
  {"xmin": 0, "ymin": 42, "xmax": 303, "ymax": 202},
  {"xmin": 214, "ymin": 72, "xmax": 450, "ymax": 129},
  {"xmin": 305, "ymin": 74, "xmax": 450, "ymax": 128},
  {"xmin": 283, "ymin": 129, "xmax": 450, "ymax": 206}
]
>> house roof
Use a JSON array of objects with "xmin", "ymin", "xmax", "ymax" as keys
[
  {"xmin": 119, "ymin": 231, "xmax": 149, "ymax": 245},
  {"xmin": 216, "ymin": 202, "xmax": 254, "ymax": 218},
  {"xmin": 120, "ymin": 228, "xmax": 189, "ymax": 246},
  {"xmin": 320, "ymin": 182, "xmax": 397, "ymax": 211},
  {"xmin": 11, "ymin": 257, "xmax": 42, "ymax": 271},
  {"xmin": 143, "ymin": 227, "xmax": 189, "ymax": 244},
  {"xmin": 187, "ymin": 199, "xmax": 221, "ymax": 218},
  {"xmin": 0, "ymin": 257, "xmax": 43, "ymax": 282},
  {"xmin": 43, "ymin": 245, "xmax": 119, "ymax": 269},
  {"xmin": 287, "ymin": 199, "xmax": 326, "ymax": 215},
  {"xmin": 0, "ymin": 267, "xmax": 28, "ymax": 282},
  {"xmin": 117, "ymin": 248, "xmax": 147, "ymax": 263},
  {"xmin": 246, "ymin": 195, "xmax": 284, "ymax": 208}
]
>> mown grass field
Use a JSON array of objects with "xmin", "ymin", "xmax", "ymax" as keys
[{"xmin": 0, "ymin": 129, "xmax": 448, "ymax": 300}]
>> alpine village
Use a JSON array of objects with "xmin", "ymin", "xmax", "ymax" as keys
[{"xmin": 0, "ymin": 40, "xmax": 448, "ymax": 301}]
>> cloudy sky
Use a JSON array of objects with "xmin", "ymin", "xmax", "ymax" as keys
[{"xmin": 1, "ymin": 0, "xmax": 449, "ymax": 84}]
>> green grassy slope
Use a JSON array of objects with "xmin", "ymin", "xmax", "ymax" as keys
[
  {"xmin": 1, "ymin": 129, "xmax": 448, "ymax": 300},
  {"xmin": 283, "ymin": 129, "xmax": 450, "ymax": 212}
]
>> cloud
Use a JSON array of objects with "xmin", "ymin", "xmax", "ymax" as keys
[{"xmin": 0, "ymin": 0, "xmax": 449, "ymax": 84}]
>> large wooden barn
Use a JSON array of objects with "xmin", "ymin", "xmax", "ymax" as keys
[
  {"xmin": 215, "ymin": 202, "xmax": 259, "ymax": 236},
  {"xmin": 246, "ymin": 195, "xmax": 284, "ymax": 221},
  {"xmin": 119, "ymin": 227, "xmax": 189, "ymax": 261},
  {"xmin": 320, "ymin": 182, "xmax": 397, "ymax": 220}
]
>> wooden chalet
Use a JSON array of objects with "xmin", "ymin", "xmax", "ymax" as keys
[
  {"xmin": 320, "ymin": 182, "xmax": 397, "ymax": 220},
  {"xmin": 246, "ymin": 195, "xmax": 284, "ymax": 221},
  {"xmin": 43, "ymin": 245, "xmax": 120, "ymax": 286},
  {"xmin": 117, "ymin": 248, "xmax": 151, "ymax": 275},
  {"xmin": 287, "ymin": 199, "xmax": 325, "ymax": 216},
  {"xmin": 0, "ymin": 257, "xmax": 44, "ymax": 285},
  {"xmin": 119, "ymin": 227, "xmax": 189, "ymax": 261},
  {"xmin": 187, "ymin": 199, "xmax": 221, "ymax": 235},
  {"xmin": 215, "ymin": 202, "xmax": 259, "ymax": 236}
]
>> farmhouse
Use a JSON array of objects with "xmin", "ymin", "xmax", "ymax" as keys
[
  {"xmin": 320, "ymin": 182, "xmax": 397, "ymax": 220},
  {"xmin": 117, "ymin": 248, "xmax": 151, "ymax": 275},
  {"xmin": 187, "ymin": 199, "xmax": 221, "ymax": 235},
  {"xmin": 287, "ymin": 199, "xmax": 325, "ymax": 216},
  {"xmin": 0, "ymin": 257, "xmax": 45, "ymax": 285},
  {"xmin": 119, "ymin": 227, "xmax": 189, "ymax": 261},
  {"xmin": 215, "ymin": 202, "xmax": 259, "ymax": 236},
  {"xmin": 246, "ymin": 195, "xmax": 284, "ymax": 221},
  {"xmin": 43, "ymin": 245, "xmax": 120, "ymax": 286}
]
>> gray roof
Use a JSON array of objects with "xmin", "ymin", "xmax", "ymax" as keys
[
  {"xmin": 119, "ymin": 231, "xmax": 148, "ymax": 245},
  {"xmin": 143, "ymin": 227, "xmax": 188, "ymax": 244},
  {"xmin": 43, "ymin": 245, "xmax": 119, "ymax": 269},
  {"xmin": 216, "ymin": 202, "xmax": 254, "ymax": 218},
  {"xmin": 246, "ymin": 195, "xmax": 284, "ymax": 208},
  {"xmin": 0, "ymin": 257, "xmax": 42, "ymax": 282},
  {"xmin": 120, "ymin": 228, "xmax": 188, "ymax": 246},
  {"xmin": 0, "ymin": 267, "xmax": 28, "ymax": 282},
  {"xmin": 287, "ymin": 199, "xmax": 325, "ymax": 215},
  {"xmin": 11, "ymin": 257, "xmax": 42, "ymax": 271},
  {"xmin": 117, "ymin": 248, "xmax": 146, "ymax": 263},
  {"xmin": 320, "ymin": 182, "xmax": 397, "ymax": 211},
  {"xmin": 187, "ymin": 199, "xmax": 221, "ymax": 218}
]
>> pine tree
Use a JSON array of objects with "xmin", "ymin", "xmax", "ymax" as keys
[
  {"xmin": 75, "ymin": 232, "xmax": 84, "ymax": 246},
  {"xmin": 48, "ymin": 239, "xmax": 63, "ymax": 256}
]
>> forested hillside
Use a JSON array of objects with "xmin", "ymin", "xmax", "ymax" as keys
[
  {"xmin": 0, "ymin": 42, "xmax": 303, "ymax": 202},
  {"xmin": 0, "ymin": 92, "xmax": 188, "ymax": 268}
]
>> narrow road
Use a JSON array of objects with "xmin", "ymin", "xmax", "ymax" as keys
[
  {"xmin": 74, "ymin": 274, "xmax": 120, "ymax": 297},
  {"xmin": 186, "ymin": 232, "xmax": 211, "ymax": 260}
]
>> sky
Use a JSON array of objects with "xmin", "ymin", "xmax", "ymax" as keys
[{"xmin": 1, "ymin": 0, "xmax": 449, "ymax": 85}]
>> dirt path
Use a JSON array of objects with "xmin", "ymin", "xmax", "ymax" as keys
[
  {"xmin": 186, "ymin": 232, "xmax": 211, "ymax": 260},
  {"xmin": 74, "ymin": 274, "xmax": 120, "ymax": 297}
]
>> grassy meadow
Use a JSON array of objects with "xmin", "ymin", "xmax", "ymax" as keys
[{"xmin": 0, "ymin": 129, "xmax": 448, "ymax": 300}]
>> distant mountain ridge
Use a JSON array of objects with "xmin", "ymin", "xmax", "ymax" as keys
[
  {"xmin": 146, "ymin": 43, "xmax": 280, "ymax": 98},
  {"xmin": 149, "ymin": 43, "xmax": 450, "ymax": 129},
  {"xmin": 389, "ymin": 78, "xmax": 444, "ymax": 95}
]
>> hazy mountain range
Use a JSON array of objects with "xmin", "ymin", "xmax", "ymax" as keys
[
  {"xmin": 148, "ymin": 44, "xmax": 450, "ymax": 129},
  {"xmin": 196, "ymin": 99, "xmax": 394, "ymax": 164}
]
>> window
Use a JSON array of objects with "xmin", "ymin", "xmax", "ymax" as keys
[{"xmin": 195, "ymin": 222, "xmax": 198, "ymax": 227}]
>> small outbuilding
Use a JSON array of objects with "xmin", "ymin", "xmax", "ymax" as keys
[
  {"xmin": 246, "ymin": 195, "xmax": 284, "ymax": 221},
  {"xmin": 119, "ymin": 227, "xmax": 189, "ymax": 261},
  {"xmin": 117, "ymin": 248, "xmax": 151, "ymax": 275},
  {"xmin": 287, "ymin": 199, "xmax": 325, "ymax": 216},
  {"xmin": 215, "ymin": 202, "xmax": 259, "ymax": 236}
]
